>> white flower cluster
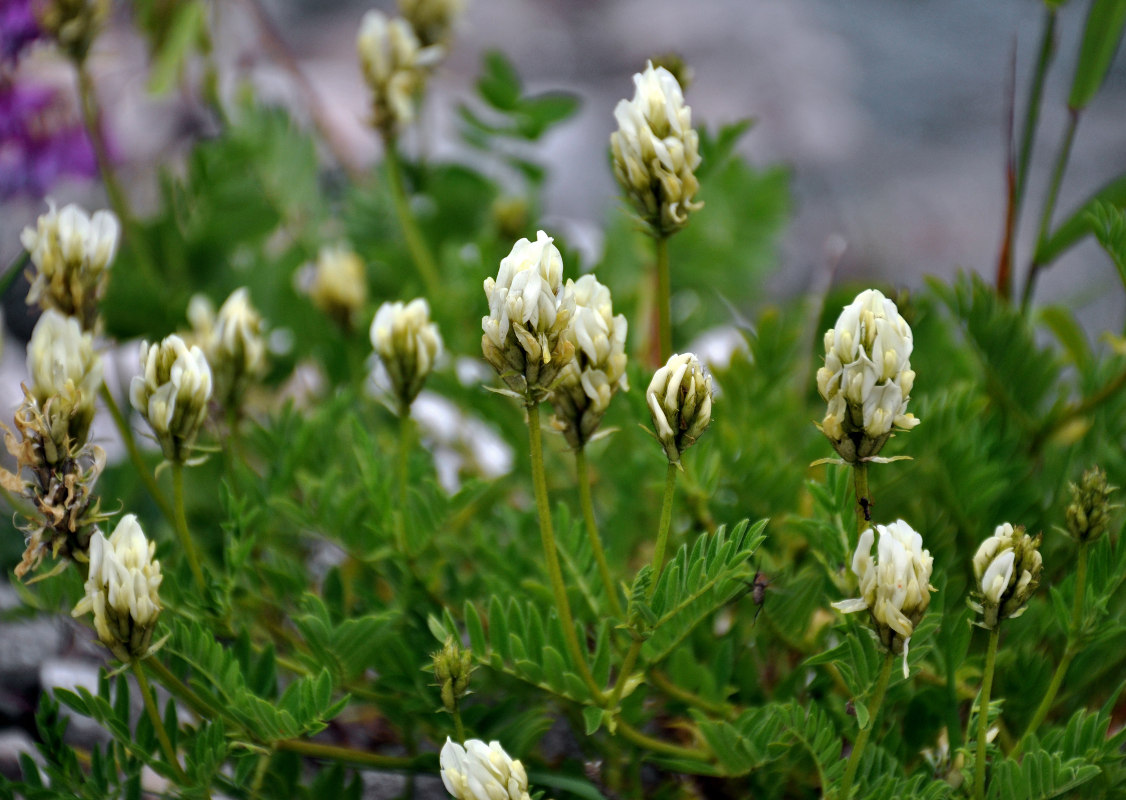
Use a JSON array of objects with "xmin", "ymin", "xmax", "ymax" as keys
[
  {"xmin": 647, "ymin": 352, "xmax": 712, "ymax": 464},
  {"xmin": 816, "ymin": 289, "xmax": 919, "ymax": 462},
  {"xmin": 21, "ymin": 200, "xmax": 120, "ymax": 330},
  {"xmin": 482, "ymin": 230, "xmax": 575, "ymax": 402},
  {"xmin": 72, "ymin": 515, "xmax": 163, "ymax": 661},
  {"xmin": 26, "ymin": 309, "xmax": 104, "ymax": 455},
  {"xmin": 972, "ymin": 522, "xmax": 1042, "ymax": 629},
  {"xmin": 305, "ymin": 244, "xmax": 369, "ymax": 327},
  {"xmin": 188, "ymin": 288, "xmax": 267, "ymax": 408},
  {"xmin": 610, "ymin": 61, "xmax": 702, "ymax": 235},
  {"xmin": 357, "ymin": 9, "xmax": 440, "ymax": 133},
  {"xmin": 833, "ymin": 520, "xmax": 935, "ymax": 677},
  {"xmin": 130, "ymin": 335, "xmax": 213, "ymax": 462},
  {"xmin": 371, "ymin": 298, "xmax": 442, "ymax": 412},
  {"xmin": 440, "ymin": 738, "xmax": 531, "ymax": 800},
  {"xmin": 551, "ymin": 275, "xmax": 628, "ymax": 448}
]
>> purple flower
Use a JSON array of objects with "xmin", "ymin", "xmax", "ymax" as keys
[
  {"xmin": 0, "ymin": 78, "xmax": 98, "ymax": 200},
  {"xmin": 1, "ymin": 0, "xmax": 42, "ymax": 65}
]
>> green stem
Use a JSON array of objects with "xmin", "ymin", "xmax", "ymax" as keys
[
  {"xmin": 575, "ymin": 448, "xmax": 623, "ymax": 619},
  {"xmin": 1033, "ymin": 366, "xmax": 1126, "ymax": 452},
  {"xmin": 655, "ymin": 235, "xmax": 672, "ymax": 363},
  {"xmin": 650, "ymin": 670, "xmax": 737, "ymax": 719},
  {"xmin": 526, "ymin": 403, "xmax": 605, "ymax": 703},
  {"xmin": 973, "ymin": 625, "xmax": 1002, "ymax": 800},
  {"xmin": 99, "ymin": 384, "xmax": 176, "ymax": 527},
  {"xmin": 145, "ymin": 658, "xmax": 223, "ymax": 722},
  {"xmin": 171, "ymin": 460, "xmax": 207, "ymax": 593},
  {"xmin": 650, "ymin": 462, "xmax": 679, "ymax": 586},
  {"xmin": 607, "ymin": 639, "xmax": 642, "ymax": 711},
  {"xmin": 132, "ymin": 658, "xmax": 192, "ymax": 788},
  {"xmin": 249, "ymin": 750, "xmax": 272, "ymax": 800},
  {"xmin": 383, "ymin": 137, "xmax": 440, "ymax": 296},
  {"xmin": 852, "ymin": 461, "xmax": 871, "ymax": 537},
  {"xmin": 1022, "ymin": 107, "xmax": 1080, "ymax": 311},
  {"xmin": 614, "ymin": 718, "xmax": 711, "ymax": 763},
  {"xmin": 1015, "ymin": 10, "xmax": 1057, "ymax": 205},
  {"xmin": 276, "ymin": 738, "xmax": 426, "ymax": 771},
  {"xmin": 1015, "ymin": 541, "xmax": 1088, "ymax": 755},
  {"xmin": 396, "ymin": 413, "xmax": 412, "ymax": 555},
  {"xmin": 838, "ymin": 650, "xmax": 895, "ymax": 800},
  {"xmin": 452, "ymin": 705, "xmax": 466, "ymax": 744}
]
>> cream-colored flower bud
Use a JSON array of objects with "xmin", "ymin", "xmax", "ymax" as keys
[
  {"xmin": 371, "ymin": 297, "xmax": 442, "ymax": 413},
  {"xmin": 21, "ymin": 200, "xmax": 120, "ymax": 331},
  {"xmin": 551, "ymin": 275, "xmax": 628, "ymax": 448},
  {"xmin": 832, "ymin": 519, "xmax": 935, "ymax": 677},
  {"xmin": 129, "ymin": 335, "xmax": 213, "ymax": 462},
  {"xmin": 72, "ymin": 515, "xmax": 162, "ymax": 661},
  {"xmin": 37, "ymin": 0, "xmax": 110, "ymax": 62},
  {"xmin": 971, "ymin": 523, "xmax": 1042, "ymax": 629},
  {"xmin": 817, "ymin": 289, "xmax": 918, "ymax": 463},
  {"xmin": 188, "ymin": 288, "xmax": 267, "ymax": 408},
  {"xmin": 1066, "ymin": 466, "xmax": 1116, "ymax": 543},
  {"xmin": 481, "ymin": 231, "xmax": 575, "ymax": 403},
  {"xmin": 306, "ymin": 245, "xmax": 369, "ymax": 328},
  {"xmin": 440, "ymin": 738, "xmax": 531, "ymax": 800},
  {"xmin": 398, "ymin": 0, "xmax": 464, "ymax": 48},
  {"xmin": 357, "ymin": 10, "xmax": 439, "ymax": 135},
  {"xmin": 647, "ymin": 352, "xmax": 712, "ymax": 464},
  {"xmin": 610, "ymin": 61, "xmax": 702, "ymax": 236},
  {"xmin": 26, "ymin": 309, "xmax": 104, "ymax": 455}
]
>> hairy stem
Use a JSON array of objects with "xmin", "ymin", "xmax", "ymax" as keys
[
  {"xmin": 852, "ymin": 461, "xmax": 871, "ymax": 538},
  {"xmin": 575, "ymin": 448, "xmax": 623, "ymax": 618},
  {"xmin": 383, "ymin": 137, "xmax": 440, "ymax": 296},
  {"xmin": 133, "ymin": 658, "xmax": 193, "ymax": 789},
  {"xmin": 838, "ymin": 650, "xmax": 895, "ymax": 800},
  {"xmin": 526, "ymin": 403, "xmax": 605, "ymax": 703},
  {"xmin": 655, "ymin": 235, "xmax": 672, "ymax": 363},
  {"xmin": 1015, "ymin": 540, "xmax": 1088, "ymax": 754},
  {"xmin": 172, "ymin": 460, "xmax": 207, "ymax": 593},
  {"xmin": 99, "ymin": 384, "xmax": 176, "ymax": 527},
  {"xmin": 651, "ymin": 462, "xmax": 679, "ymax": 585},
  {"xmin": 973, "ymin": 625, "xmax": 1002, "ymax": 800}
]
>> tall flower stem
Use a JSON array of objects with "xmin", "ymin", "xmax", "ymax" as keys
[
  {"xmin": 383, "ymin": 137, "xmax": 440, "ymax": 297},
  {"xmin": 396, "ymin": 413, "xmax": 412, "ymax": 555},
  {"xmin": 838, "ymin": 650, "xmax": 895, "ymax": 800},
  {"xmin": 526, "ymin": 403, "xmax": 605, "ymax": 703},
  {"xmin": 655, "ymin": 235, "xmax": 672, "ymax": 363},
  {"xmin": 171, "ymin": 460, "xmax": 207, "ymax": 593},
  {"xmin": 575, "ymin": 448, "xmax": 623, "ymax": 619},
  {"xmin": 651, "ymin": 462, "xmax": 679, "ymax": 582},
  {"xmin": 132, "ymin": 658, "xmax": 194, "ymax": 790},
  {"xmin": 1015, "ymin": 540, "xmax": 1089, "ymax": 755},
  {"xmin": 852, "ymin": 461, "xmax": 871, "ymax": 537},
  {"xmin": 99, "ymin": 384, "xmax": 176, "ymax": 527},
  {"xmin": 973, "ymin": 625, "xmax": 1002, "ymax": 800},
  {"xmin": 451, "ymin": 704, "xmax": 466, "ymax": 743}
]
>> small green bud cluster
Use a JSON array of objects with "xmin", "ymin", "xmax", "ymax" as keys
[
  {"xmin": 646, "ymin": 352, "xmax": 713, "ymax": 465},
  {"xmin": 432, "ymin": 637, "xmax": 473, "ymax": 714},
  {"xmin": 610, "ymin": 61, "xmax": 702, "ymax": 236},
  {"xmin": 36, "ymin": 0, "xmax": 109, "ymax": 62},
  {"xmin": 1066, "ymin": 466, "xmax": 1116, "ymax": 543},
  {"xmin": 398, "ymin": 0, "xmax": 464, "ymax": 49},
  {"xmin": 971, "ymin": 523, "xmax": 1043, "ymax": 629},
  {"xmin": 72, "ymin": 515, "xmax": 163, "ymax": 661}
]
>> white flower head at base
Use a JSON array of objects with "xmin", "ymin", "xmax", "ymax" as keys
[
  {"xmin": 72, "ymin": 515, "xmax": 163, "ymax": 661},
  {"xmin": 610, "ymin": 61, "xmax": 702, "ymax": 236},
  {"xmin": 647, "ymin": 352, "xmax": 712, "ymax": 465},
  {"xmin": 482, "ymin": 230, "xmax": 576, "ymax": 403},
  {"xmin": 129, "ymin": 335, "xmax": 213, "ymax": 462},
  {"xmin": 26, "ymin": 309, "xmax": 104, "ymax": 456},
  {"xmin": 371, "ymin": 297, "xmax": 442, "ymax": 413},
  {"xmin": 816, "ymin": 289, "xmax": 918, "ymax": 464},
  {"xmin": 21, "ymin": 200, "xmax": 120, "ymax": 331},
  {"xmin": 971, "ymin": 522, "xmax": 1042, "ymax": 629},
  {"xmin": 440, "ymin": 738, "xmax": 531, "ymax": 800},
  {"xmin": 187, "ymin": 287, "xmax": 267, "ymax": 409},
  {"xmin": 551, "ymin": 274, "xmax": 629, "ymax": 448},
  {"xmin": 832, "ymin": 520, "xmax": 935, "ymax": 678}
]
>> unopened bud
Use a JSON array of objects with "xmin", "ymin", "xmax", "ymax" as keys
[
  {"xmin": 305, "ymin": 245, "xmax": 368, "ymax": 329},
  {"xmin": 36, "ymin": 0, "xmax": 109, "ymax": 62},
  {"xmin": 1066, "ymin": 466, "xmax": 1116, "ymax": 543},
  {"xmin": 371, "ymin": 298, "xmax": 442, "ymax": 413},
  {"xmin": 971, "ymin": 523, "xmax": 1042, "ymax": 629},
  {"xmin": 398, "ymin": 0, "xmax": 464, "ymax": 49},
  {"xmin": 357, "ymin": 9, "xmax": 439, "ymax": 135},
  {"xmin": 188, "ymin": 288, "xmax": 268, "ymax": 409},
  {"xmin": 646, "ymin": 352, "xmax": 712, "ymax": 464},
  {"xmin": 431, "ymin": 636, "xmax": 473, "ymax": 713}
]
